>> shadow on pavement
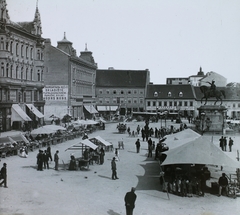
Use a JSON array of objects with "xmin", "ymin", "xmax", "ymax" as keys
[
  {"xmin": 136, "ymin": 162, "xmax": 161, "ymax": 191},
  {"xmin": 98, "ymin": 175, "xmax": 113, "ymax": 180},
  {"xmin": 107, "ymin": 209, "xmax": 121, "ymax": 215}
]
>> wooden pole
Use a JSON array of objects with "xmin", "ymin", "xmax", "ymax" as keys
[{"xmin": 158, "ymin": 160, "xmax": 170, "ymax": 200}]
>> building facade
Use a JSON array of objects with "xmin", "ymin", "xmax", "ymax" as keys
[
  {"xmin": 43, "ymin": 34, "xmax": 98, "ymax": 121},
  {"xmin": 95, "ymin": 69, "xmax": 150, "ymax": 118},
  {"xmin": 0, "ymin": 1, "xmax": 45, "ymax": 131},
  {"xmin": 145, "ymin": 84, "xmax": 197, "ymax": 119}
]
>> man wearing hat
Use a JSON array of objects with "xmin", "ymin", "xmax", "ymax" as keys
[
  {"xmin": 0, "ymin": 163, "xmax": 7, "ymax": 188},
  {"xmin": 124, "ymin": 187, "xmax": 137, "ymax": 215},
  {"xmin": 111, "ymin": 157, "xmax": 118, "ymax": 180}
]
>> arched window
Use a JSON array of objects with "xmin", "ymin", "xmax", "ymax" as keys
[
  {"xmin": 37, "ymin": 50, "xmax": 40, "ymax": 60},
  {"xmin": 21, "ymin": 67, "xmax": 24, "ymax": 79},
  {"xmin": 168, "ymin": 92, "xmax": 172, "ymax": 97},
  {"xmin": 1, "ymin": 62, "xmax": 4, "ymax": 77},
  {"xmin": 21, "ymin": 44, "xmax": 24, "ymax": 57},
  {"xmin": 26, "ymin": 46, "xmax": 28, "ymax": 58},
  {"xmin": 113, "ymin": 90, "xmax": 117, "ymax": 94},
  {"xmin": 30, "ymin": 69, "xmax": 33, "ymax": 80},
  {"xmin": 179, "ymin": 92, "xmax": 183, "ymax": 97},
  {"xmin": 37, "ymin": 70, "xmax": 40, "ymax": 81},
  {"xmin": 26, "ymin": 68, "xmax": 28, "ymax": 80},
  {"xmin": 30, "ymin": 47, "xmax": 33, "ymax": 59},
  {"xmin": 10, "ymin": 41, "xmax": 13, "ymax": 53},
  {"xmin": 0, "ymin": 38, "xmax": 4, "ymax": 50},
  {"xmin": 121, "ymin": 90, "xmax": 124, "ymax": 94},
  {"xmin": 16, "ymin": 43, "xmax": 19, "ymax": 56},
  {"xmin": 16, "ymin": 66, "xmax": 19, "ymax": 79},
  {"xmin": 6, "ymin": 63, "xmax": 9, "ymax": 77},
  {"xmin": 10, "ymin": 65, "xmax": 13, "ymax": 78}
]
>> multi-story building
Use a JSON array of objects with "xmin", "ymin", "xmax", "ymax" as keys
[
  {"xmin": 0, "ymin": 1, "xmax": 45, "ymax": 131},
  {"xmin": 95, "ymin": 69, "xmax": 150, "ymax": 118},
  {"xmin": 43, "ymin": 34, "xmax": 98, "ymax": 120},
  {"xmin": 145, "ymin": 84, "xmax": 197, "ymax": 119}
]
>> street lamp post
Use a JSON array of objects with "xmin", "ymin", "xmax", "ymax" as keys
[
  {"xmin": 154, "ymin": 91, "xmax": 159, "ymax": 124},
  {"xmin": 164, "ymin": 110, "xmax": 168, "ymax": 127}
]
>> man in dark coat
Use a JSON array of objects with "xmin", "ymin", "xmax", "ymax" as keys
[
  {"xmin": 54, "ymin": 150, "xmax": 59, "ymax": 170},
  {"xmin": 0, "ymin": 163, "xmax": 7, "ymax": 188},
  {"xmin": 147, "ymin": 138, "xmax": 153, "ymax": 157},
  {"xmin": 37, "ymin": 150, "xmax": 43, "ymax": 171},
  {"xmin": 218, "ymin": 173, "xmax": 229, "ymax": 196},
  {"xmin": 111, "ymin": 157, "xmax": 118, "ymax": 180},
  {"xmin": 135, "ymin": 139, "xmax": 140, "ymax": 153},
  {"xmin": 124, "ymin": 187, "xmax": 137, "ymax": 215}
]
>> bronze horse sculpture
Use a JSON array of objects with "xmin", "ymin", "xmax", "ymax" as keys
[{"xmin": 200, "ymin": 85, "xmax": 226, "ymax": 105}]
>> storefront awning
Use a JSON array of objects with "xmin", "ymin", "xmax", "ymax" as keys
[
  {"xmin": 11, "ymin": 104, "xmax": 32, "ymax": 124},
  {"xmin": 84, "ymin": 105, "xmax": 98, "ymax": 114},
  {"xmin": 26, "ymin": 104, "xmax": 44, "ymax": 118},
  {"xmin": 97, "ymin": 106, "xmax": 118, "ymax": 111}
]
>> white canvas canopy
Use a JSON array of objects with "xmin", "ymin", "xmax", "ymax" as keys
[
  {"xmin": 89, "ymin": 136, "xmax": 112, "ymax": 146},
  {"xmin": 161, "ymin": 136, "xmax": 240, "ymax": 168},
  {"xmin": 164, "ymin": 128, "xmax": 201, "ymax": 142},
  {"xmin": 65, "ymin": 139, "xmax": 98, "ymax": 151}
]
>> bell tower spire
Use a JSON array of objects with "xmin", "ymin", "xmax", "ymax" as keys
[{"xmin": 32, "ymin": 0, "xmax": 42, "ymax": 36}]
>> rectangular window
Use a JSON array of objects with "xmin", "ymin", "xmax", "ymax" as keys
[
  {"xmin": 147, "ymin": 101, "xmax": 151, "ymax": 106},
  {"xmin": 169, "ymin": 101, "xmax": 172, "ymax": 106},
  {"xmin": 190, "ymin": 101, "xmax": 193, "ymax": 106},
  {"xmin": 179, "ymin": 101, "xmax": 182, "ymax": 106},
  {"xmin": 164, "ymin": 101, "xmax": 167, "ymax": 106},
  {"xmin": 153, "ymin": 101, "xmax": 156, "ymax": 106},
  {"xmin": 184, "ymin": 101, "xmax": 188, "ymax": 106}
]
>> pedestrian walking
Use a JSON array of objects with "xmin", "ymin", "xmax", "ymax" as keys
[
  {"xmin": 36, "ymin": 150, "xmax": 43, "ymax": 171},
  {"xmin": 54, "ymin": 150, "xmax": 59, "ymax": 170},
  {"xmin": 47, "ymin": 145, "xmax": 53, "ymax": 161},
  {"xmin": 135, "ymin": 139, "xmax": 140, "ymax": 153},
  {"xmin": 115, "ymin": 148, "xmax": 120, "ymax": 161},
  {"xmin": 0, "ymin": 163, "xmax": 8, "ymax": 188},
  {"xmin": 223, "ymin": 137, "xmax": 227, "ymax": 151},
  {"xmin": 229, "ymin": 137, "xmax": 234, "ymax": 152},
  {"xmin": 111, "ymin": 157, "xmax": 119, "ymax": 180},
  {"xmin": 219, "ymin": 136, "xmax": 224, "ymax": 151},
  {"xmin": 43, "ymin": 150, "xmax": 49, "ymax": 169},
  {"xmin": 99, "ymin": 147, "xmax": 105, "ymax": 164},
  {"xmin": 147, "ymin": 138, "xmax": 153, "ymax": 157},
  {"xmin": 124, "ymin": 187, "xmax": 137, "ymax": 215}
]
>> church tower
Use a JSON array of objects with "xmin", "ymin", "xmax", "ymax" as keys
[{"xmin": 32, "ymin": 0, "xmax": 42, "ymax": 36}]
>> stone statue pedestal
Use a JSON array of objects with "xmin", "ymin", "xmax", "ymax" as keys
[{"xmin": 197, "ymin": 105, "xmax": 227, "ymax": 134}]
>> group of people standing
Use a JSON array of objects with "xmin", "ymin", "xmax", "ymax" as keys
[
  {"xmin": 36, "ymin": 145, "xmax": 59, "ymax": 171},
  {"xmin": 219, "ymin": 136, "xmax": 234, "ymax": 152}
]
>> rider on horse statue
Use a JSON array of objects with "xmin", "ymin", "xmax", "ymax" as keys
[{"xmin": 207, "ymin": 80, "xmax": 216, "ymax": 95}]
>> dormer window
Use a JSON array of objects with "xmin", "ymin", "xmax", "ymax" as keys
[
  {"xmin": 179, "ymin": 92, "xmax": 183, "ymax": 97},
  {"xmin": 168, "ymin": 92, "xmax": 172, "ymax": 97}
]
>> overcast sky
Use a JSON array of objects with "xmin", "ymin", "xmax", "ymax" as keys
[{"xmin": 6, "ymin": 0, "xmax": 240, "ymax": 84}]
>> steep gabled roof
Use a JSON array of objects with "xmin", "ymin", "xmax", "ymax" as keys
[
  {"xmin": 146, "ymin": 84, "xmax": 195, "ymax": 99},
  {"xmin": 16, "ymin": 21, "xmax": 34, "ymax": 34},
  {"xmin": 96, "ymin": 69, "xmax": 149, "ymax": 88}
]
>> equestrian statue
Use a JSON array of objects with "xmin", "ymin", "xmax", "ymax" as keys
[{"xmin": 200, "ymin": 80, "xmax": 226, "ymax": 105}]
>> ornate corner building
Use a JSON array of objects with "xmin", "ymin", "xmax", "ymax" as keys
[{"xmin": 0, "ymin": 0, "xmax": 45, "ymax": 131}]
